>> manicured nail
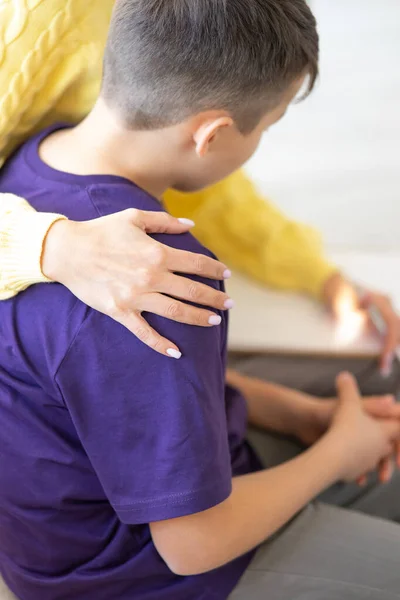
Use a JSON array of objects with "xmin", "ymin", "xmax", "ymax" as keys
[
  {"xmin": 177, "ymin": 218, "xmax": 195, "ymax": 227},
  {"xmin": 224, "ymin": 298, "xmax": 235, "ymax": 309},
  {"xmin": 208, "ymin": 315, "xmax": 222, "ymax": 326},
  {"xmin": 223, "ymin": 269, "xmax": 232, "ymax": 279},
  {"xmin": 166, "ymin": 348, "xmax": 182, "ymax": 359}
]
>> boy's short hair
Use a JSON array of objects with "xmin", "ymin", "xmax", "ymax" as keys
[{"xmin": 102, "ymin": 0, "xmax": 319, "ymax": 133}]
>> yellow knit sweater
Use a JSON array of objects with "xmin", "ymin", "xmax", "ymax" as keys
[{"xmin": 0, "ymin": 0, "xmax": 335, "ymax": 300}]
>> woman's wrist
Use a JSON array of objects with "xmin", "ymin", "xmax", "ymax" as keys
[
  {"xmin": 41, "ymin": 218, "xmax": 73, "ymax": 282},
  {"xmin": 0, "ymin": 207, "xmax": 67, "ymax": 296},
  {"xmin": 321, "ymin": 271, "xmax": 347, "ymax": 310}
]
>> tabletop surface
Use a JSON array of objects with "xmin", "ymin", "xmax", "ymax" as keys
[{"xmin": 226, "ymin": 252, "xmax": 400, "ymax": 356}]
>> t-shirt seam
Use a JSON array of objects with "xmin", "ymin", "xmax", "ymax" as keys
[
  {"xmin": 53, "ymin": 307, "xmax": 95, "ymax": 395},
  {"xmin": 84, "ymin": 186, "xmax": 103, "ymax": 218},
  {"xmin": 114, "ymin": 482, "xmax": 231, "ymax": 511},
  {"xmin": 21, "ymin": 142, "xmax": 90, "ymax": 193},
  {"xmin": 25, "ymin": 146, "xmax": 107, "ymax": 218}
]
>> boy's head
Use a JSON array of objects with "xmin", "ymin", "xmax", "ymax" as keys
[{"xmin": 101, "ymin": 0, "xmax": 318, "ymax": 192}]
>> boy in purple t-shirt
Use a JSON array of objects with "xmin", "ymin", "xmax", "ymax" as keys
[{"xmin": 2, "ymin": 2, "xmax": 400, "ymax": 600}]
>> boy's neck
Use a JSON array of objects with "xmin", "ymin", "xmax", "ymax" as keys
[{"xmin": 39, "ymin": 100, "xmax": 177, "ymax": 199}]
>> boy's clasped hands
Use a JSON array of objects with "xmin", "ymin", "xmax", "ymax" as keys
[
  {"xmin": 228, "ymin": 369, "xmax": 400, "ymax": 486},
  {"xmin": 305, "ymin": 373, "xmax": 400, "ymax": 486}
]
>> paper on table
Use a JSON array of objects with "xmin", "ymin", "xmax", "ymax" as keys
[{"xmin": 226, "ymin": 252, "xmax": 400, "ymax": 356}]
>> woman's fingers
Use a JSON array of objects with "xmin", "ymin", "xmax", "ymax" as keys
[
  {"xmin": 158, "ymin": 273, "xmax": 233, "ymax": 310},
  {"xmin": 131, "ymin": 209, "xmax": 196, "ymax": 234},
  {"xmin": 381, "ymin": 318, "xmax": 400, "ymax": 375},
  {"xmin": 46, "ymin": 210, "xmax": 233, "ymax": 355},
  {"xmin": 137, "ymin": 293, "xmax": 223, "ymax": 327},
  {"xmin": 361, "ymin": 291, "xmax": 400, "ymax": 375},
  {"xmin": 165, "ymin": 246, "xmax": 231, "ymax": 281},
  {"xmin": 113, "ymin": 310, "xmax": 182, "ymax": 358}
]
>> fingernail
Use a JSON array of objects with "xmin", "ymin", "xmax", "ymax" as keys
[
  {"xmin": 223, "ymin": 269, "xmax": 232, "ymax": 279},
  {"xmin": 166, "ymin": 348, "xmax": 182, "ymax": 359},
  {"xmin": 208, "ymin": 315, "xmax": 222, "ymax": 326},
  {"xmin": 224, "ymin": 298, "xmax": 235, "ymax": 309},
  {"xmin": 177, "ymin": 218, "xmax": 195, "ymax": 227}
]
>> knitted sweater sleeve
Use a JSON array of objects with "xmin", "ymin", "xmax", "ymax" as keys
[{"xmin": 0, "ymin": 0, "xmax": 108, "ymax": 298}]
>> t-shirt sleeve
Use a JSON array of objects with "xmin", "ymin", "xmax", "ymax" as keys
[{"xmin": 55, "ymin": 308, "xmax": 232, "ymax": 524}]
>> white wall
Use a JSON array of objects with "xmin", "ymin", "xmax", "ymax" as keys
[{"xmin": 245, "ymin": 0, "xmax": 400, "ymax": 252}]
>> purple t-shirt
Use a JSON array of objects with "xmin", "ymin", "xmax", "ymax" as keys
[{"xmin": 0, "ymin": 126, "xmax": 261, "ymax": 600}]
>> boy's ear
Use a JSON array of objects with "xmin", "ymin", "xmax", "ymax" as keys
[{"xmin": 193, "ymin": 116, "xmax": 234, "ymax": 158}]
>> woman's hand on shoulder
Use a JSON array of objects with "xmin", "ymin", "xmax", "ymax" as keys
[{"xmin": 42, "ymin": 209, "xmax": 233, "ymax": 358}]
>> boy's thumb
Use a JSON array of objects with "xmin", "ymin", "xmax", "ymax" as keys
[{"xmin": 336, "ymin": 372, "xmax": 361, "ymax": 406}]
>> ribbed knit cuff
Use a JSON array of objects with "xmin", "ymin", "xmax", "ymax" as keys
[{"xmin": 0, "ymin": 211, "xmax": 67, "ymax": 299}]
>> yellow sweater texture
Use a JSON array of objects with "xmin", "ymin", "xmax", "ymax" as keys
[{"xmin": 0, "ymin": 0, "xmax": 335, "ymax": 300}]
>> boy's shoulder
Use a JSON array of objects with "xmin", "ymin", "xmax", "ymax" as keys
[
  {"xmin": 0, "ymin": 126, "xmax": 223, "ymax": 389},
  {"xmin": 87, "ymin": 183, "xmax": 215, "ymax": 259},
  {"xmin": 0, "ymin": 123, "xmax": 214, "ymax": 260}
]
